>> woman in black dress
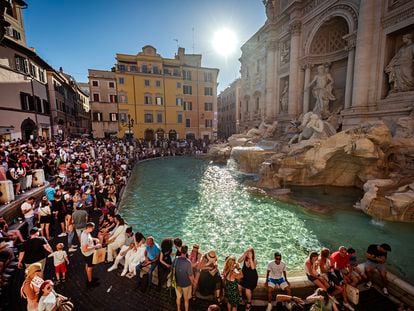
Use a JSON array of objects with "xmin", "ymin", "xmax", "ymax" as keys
[
  {"xmin": 238, "ymin": 247, "xmax": 258, "ymax": 311},
  {"xmin": 158, "ymin": 238, "xmax": 173, "ymax": 290}
]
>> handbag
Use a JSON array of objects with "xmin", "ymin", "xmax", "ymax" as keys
[
  {"xmin": 345, "ymin": 284, "xmax": 359, "ymax": 305},
  {"xmin": 92, "ymin": 247, "xmax": 107, "ymax": 265}
]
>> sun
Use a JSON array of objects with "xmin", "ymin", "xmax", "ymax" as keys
[{"xmin": 213, "ymin": 28, "xmax": 237, "ymax": 56}]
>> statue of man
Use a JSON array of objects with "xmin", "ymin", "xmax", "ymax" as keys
[
  {"xmin": 307, "ymin": 65, "xmax": 335, "ymax": 117},
  {"xmin": 280, "ymin": 80, "xmax": 289, "ymax": 113},
  {"xmin": 385, "ymin": 33, "xmax": 414, "ymax": 93},
  {"xmin": 288, "ymin": 112, "xmax": 324, "ymax": 145}
]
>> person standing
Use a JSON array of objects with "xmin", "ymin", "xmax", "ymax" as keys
[
  {"xmin": 80, "ymin": 222, "xmax": 101, "ymax": 288},
  {"xmin": 173, "ymin": 245, "xmax": 194, "ymax": 311},
  {"xmin": 72, "ymin": 203, "xmax": 88, "ymax": 239},
  {"xmin": 21, "ymin": 197, "xmax": 36, "ymax": 233},
  {"xmin": 18, "ymin": 227, "xmax": 52, "ymax": 271}
]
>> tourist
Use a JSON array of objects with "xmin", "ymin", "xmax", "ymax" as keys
[
  {"xmin": 174, "ymin": 237, "xmax": 183, "ymax": 257},
  {"xmin": 97, "ymin": 213, "xmax": 116, "ymax": 246},
  {"xmin": 135, "ymin": 235, "xmax": 160, "ymax": 290},
  {"xmin": 274, "ymin": 294, "xmax": 304, "ymax": 311},
  {"xmin": 304, "ymin": 251, "xmax": 330, "ymax": 290},
  {"xmin": 51, "ymin": 193, "xmax": 66, "ymax": 237},
  {"xmin": 72, "ymin": 202, "xmax": 88, "ymax": 240},
  {"xmin": 207, "ymin": 305, "xmax": 220, "ymax": 311},
  {"xmin": 198, "ymin": 250, "xmax": 222, "ymax": 303},
  {"xmin": 18, "ymin": 227, "xmax": 52, "ymax": 271},
  {"xmin": 107, "ymin": 226, "xmax": 134, "ymax": 272},
  {"xmin": 158, "ymin": 237, "xmax": 173, "ymax": 290},
  {"xmin": 365, "ymin": 243, "xmax": 392, "ymax": 295},
  {"xmin": 238, "ymin": 247, "xmax": 258, "ymax": 311},
  {"xmin": 37, "ymin": 280, "xmax": 59, "ymax": 311},
  {"xmin": 48, "ymin": 243, "xmax": 69, "ymax": 283},
  {"xmin": 21, "ymin": 196, "xmax": 36, "ymax": 233},
  {"xmin": 347, "ymin": 247, "xmax": 365, "ymax": 286},
  {"xmin": 21, "ymin": 262, "xmax": 44, "ymax": 311},
  {"xmin": 6, "ymin": 163, "xmax": 21, "ymax": 195},
  {"xmin": 80, "ymin": 222, "xmax": 101, "ymax": 288},
  {"xmin": 189, "ymin": 244, "xmax": 202, "ymax": 299},
  {"xmin": 173, "ymin": 245, "xmax": 194, "ymax": 311},
  {"xmin": 38, "ymin": 196, "xmax": 52, "ymax": 240},
  {"xmin": 106, "ymin": 216, "xmax": 127, "ymax": 262},
  {"xmin": 222, "ymin": 255, "xmax": 243, "ymax": 311},
  {"xmin": 330, "ymin": 246, "xmax": 350, "ymax": 285},
  {"xmin": 306, "ymin": 288, "xmax": 339, "ymax": 311},
  {"xmin": 121, "ymin": 231, "xmax": 146, "ymax": 277},
  {"xmin": 266, "ymin": 252, "xmax": 292, "ymax": 311},
  {"xmin": 0, "ymin": 217, "xmax": 25, "ymax": 244}
]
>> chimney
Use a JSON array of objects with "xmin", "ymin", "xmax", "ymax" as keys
[{"xmin": 59, "ymin": 67, "xmax": 63, "ymax": 73}]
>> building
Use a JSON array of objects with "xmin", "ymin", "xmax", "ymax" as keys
[
  {"xmin": 239, "ymin": 0, "xmax": 414, "ymax": 131},
  {"xmin": 88, "ymin": 69, "xmax": 119, "ymax": 138},
  {"xmin": 217, "ymin": 78, "xmax": 241, "ymax": 138},
  {"xmin": 0, "ymin": 0, "xmax": 53, "ymax": 141},
  {"xmin": 114, "ymin": 45, "xmax": 219, "ymax": 141}
]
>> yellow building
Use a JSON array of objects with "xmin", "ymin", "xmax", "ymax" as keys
[{"xmin": 116, "ymin": 46, "xmax": 218, "ymax": 140}]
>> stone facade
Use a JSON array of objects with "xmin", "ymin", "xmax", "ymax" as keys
[
  {"xmin": 239, "ymin": 0, "xmax": 414, "ymax": 131},
  {"xmin": 217, "ymin": 78, "xmax": 241, "ymax": 138}
]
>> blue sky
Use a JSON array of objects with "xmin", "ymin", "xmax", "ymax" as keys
[{"xmin": 23, "ymin": 0, "xmax": 266, "ymax": 91}]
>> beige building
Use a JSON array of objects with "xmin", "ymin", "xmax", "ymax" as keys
[
  {"xmin": 217, "ymin": 78, "xmax": 241, "ymax": 138},
  {"xmin": 88, "ymin": 69, "xmax": 119, "ymax": 138},
  {"xmin": 239, "ymin": 0, "xmax": 414, "ymax": 131}
]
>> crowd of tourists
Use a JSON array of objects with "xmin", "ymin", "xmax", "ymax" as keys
[{"xmin": 0, "ymin": 137, "xmax": 394, "ymax": 311}]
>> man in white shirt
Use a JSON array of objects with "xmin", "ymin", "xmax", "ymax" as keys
[
  {"xmin": 21, "ymin": 197, "xmax": 36, "ymax": 234},
  {"xmin": 265, "ymin": 252, "xmax": 292, "ymax": 311}
]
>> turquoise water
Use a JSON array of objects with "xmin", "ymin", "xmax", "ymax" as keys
[{"xmin": 119, "ymin": 157, "xmax": 414, "ymax": 282}]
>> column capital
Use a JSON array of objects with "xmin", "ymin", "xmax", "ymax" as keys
[
  {"xmin": 343, "ymin": 32, "xmax": 357, "ymax": 51},
  {"xmin": 301, "ymin": 63, "xmax": 313, "ymax": 71},
  {"xmin": 289, "ymin": 20, "xmax": 302, "ymax": 36}
]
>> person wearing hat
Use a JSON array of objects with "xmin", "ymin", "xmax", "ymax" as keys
[
  {"xmin": 18, "ymin": 227, "xmax": 52, "ymax": 271},
  {"xmin": 365, "ymin": 243, "xmax": 392, "ymax": 295},
  {"xmin": 198, "ymin": 250, "xmax": 222, "ymax": 302},
  {"xmin": 21, "ymin": 262, "xmax": 44, "ymax": 311}
]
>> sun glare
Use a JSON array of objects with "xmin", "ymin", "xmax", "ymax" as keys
[{"xmin": 213, "ymin": 28, "xmax": 237, "ymax": 56}]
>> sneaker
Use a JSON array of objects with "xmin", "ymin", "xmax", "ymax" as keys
[
  {"xmin": 58, "ymin": 233, "xmax": 67, "ymax": 237},
  {"xmin": 107, "ymin": 265, "xmax": 117, "ymax": 272},
  {"xmin": 383, "ymin": 287, "xmax": 389, "ymax": 295},
  {"xmin": 365, "ymin": 281, "xmax": 372, "ymax": 288},
  {"xmin": 266, "ymin": 302, "xmax": 273, "ymax": 311},
  {"xmin": 343, "ymin": 302, "xmax": 355, "ymax": 311}
]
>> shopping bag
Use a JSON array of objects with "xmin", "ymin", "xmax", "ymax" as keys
[
  {"xmin": 92, "ymin": 247, "xmax": 106, "ymax": 265},
  {"xmin": 345, "ymin": 284, "xmax": 359, "ymax": 305}
]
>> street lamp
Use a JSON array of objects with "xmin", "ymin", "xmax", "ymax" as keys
[{"xmin": 121, "ymin": 114, "xmax": 134, "ymax": 143}]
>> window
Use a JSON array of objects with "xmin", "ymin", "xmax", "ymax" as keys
[
  {"xmin": 144, "ymin": 112, "xmax": 153, "ymax": 123},
  {"xmin": 110, "ymin": 113, "xmax": 118, "ymax": 122},
  {"xmin": 93, "ymin": 93, "xmax": 100, "ymax": 102},
  {"xmin": 183, "ymin": 70, "xmax": 192, "ymax": 80},
  {"xmin": 130, "ymin": 65, "xmax": 137, "ymax": 72},
  {"xmin": 205, "ymin": 119, "xmax": 212, "ymax": 128},
  {"xmin": 256, "ymin": 97, "xmax": 259, "ymax": 111},
  {"xmin": 144, "ymin": 95, "xmax": 152, "ymax": 105},
  {"xmin": 204, "ymin": 102, "xmax": 213, "ymax": 111},
  {"xmin": 38, "ymin": 69, "xmax": 45, "ymax": 83},
  {"xmin": 142, "ymin": 64, "xmax": 148, "ymax": 73},
  {"xmin": 119, "ymin": 113, "xmax": 127, "ymax": 122},
  {"xmin": 118, "ymin": 64, "xmax": 126, "ymax": 71},
  {"xmin": 177, "ymin": 113, "xmax": 183, "ymax": 123},
  {"xmin": 176, "ymin": 82, "xmax": 181, "ymax": 89},
  {"xmin": 92, "ymin": 80, "xmax": 99, "ymax": 87},
  {"xmin": 153, "ymin": 66, "xmax": 159, "ymax": 74},
  {"xmin": 185, "ymin": 118, "xmax": 191, "ymax": 128},
  {"xmin": 119, "ymin": 77, "xmax": 124, "ymax": 84},
  {"xmin": 109, "ymin": 81, "xmax": 115, "ymax": 88},
  {"xmin": 156, "ymin": 96, "xmax": 163, "ymax": 106},
  {"xmin": 109, "ymin": 94, "xmax": 117, "ymax": 103},
  {"xmin": 204, "ymin": 72, "xmax": 212, "ymax": 82},
  {"xmin": 173, "ymin": 69, "xmax": 180, "ymax": 76},
  {"xmin": 29, "ymin": 63, "xmax": 37, "ymax": 78},
  {"xmin": 93, "ymin": 112, "xmax": 103, "ymax": 122},
  {"xmin": 163, "ymin": 68, "xmax": 171, "ymax": 75},
  {"xmin": 35, "ymin": 96, "xmax": 42, "ymax": 113},
  {"xmin": 42, "ymin": 100, "xmax": 50, "ymax": 114},
  {"xmin": 144, "ymin": 80, "xmax": 150, "ymax": 87},
  {"xmin": 118, "ymin": 93, "xmax": 128, "ymax": 103},
  {"xmin": 15, "ymin": 55, "xmax": 28, "ymax": 73},
  {"xmin": 176, "ymin": 98, "xmax": 182, "ymax": 106},
  {"xmin": 20, "ymin": 92, "xmax": 32, "ymax": 111},
  {"xmin": 156, "ymin": 80, "xmax": 161, "ymax": 87},
  {"xmin": 184, "ymin": 101, "xmax": 192, "ymax": 111},
  {"xmin": 204, "ymin": 87, "xmax": 213, "ymax": 96},
  {"xmin": 157, "ymin": 111, "xmax": 163, "ymax": 123},
  {"xmin": 183, "ymin": 85, "xmax": 192, "ymax": 95}
]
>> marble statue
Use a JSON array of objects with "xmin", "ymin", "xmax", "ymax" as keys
[
  {"xmin": 385, "ymin": 33, "xmax": 414, "ymax": 93},
  {"xmin": 280, "ymin": 80, "xmax": 289, "ymax": 113},
  {"xmin": 263, "ymin": 0, "xmax": 275, "ymax": 22},
  {"xmin": 288, "ymin": 112, "xmax": 324, "ymax": 145},
  {"xmin": 307, "ymin": 65, "xmax": 336, "ymax": 117},
  {"xmin": 263, "ymin": 120, "xmax": 278, "ymax": 138},
  {"xmin": 280, "ymin": 42, "xmax": 290, "ymax": 64}
]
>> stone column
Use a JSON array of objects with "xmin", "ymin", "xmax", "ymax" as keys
[
  {"xmin": 265, "ymin": 40, "xmax": 277, "ymax": 119},
  {"xmin": 344, "ymin": 33, "xmax": 356, "ymax": 109},
  {"xmin": 288, "ymin": 20, "xmax": 302, "ymax": 116},
  {"xmin": 302, "ymin": 64, "xmax": 312, "ymax": 113},
  {"xmin": 351, "ymin": 0, "xmax": 378, "ymax": 108}
]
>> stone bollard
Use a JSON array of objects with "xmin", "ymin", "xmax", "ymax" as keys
[
  {"xmin": 0, "ymin": 180, "xmax": 15, "ymax": 205},
  {"xmin": 32, "ymin": 169, "xmax": 45, "ymax": 187}
]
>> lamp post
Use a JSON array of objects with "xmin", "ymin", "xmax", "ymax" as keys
[{"xmin": 121, "ymin": 114, "xmax": 134, "ymax": 143}]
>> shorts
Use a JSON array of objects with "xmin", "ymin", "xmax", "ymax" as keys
[
  {"xmin": 83, "ymin": 253, "xmax": 94, "ymax": 267},
  {"xmin": 306, "ymin": 274, "xmax": 318, "ymax": 282},
  {"xmin": 55, "ymin": 262, "xmax": 67, "ymax": 274},
  {"xmin": 365, "ymin": 260, "xmax": 386, "ymax": 271},
  {"xmin": 175, "ymin": 285, "xmax": 192, "ymax": 300},
  {"xmin": 267, "ymin": 277, "xmax": 288, "ymax": 290}
]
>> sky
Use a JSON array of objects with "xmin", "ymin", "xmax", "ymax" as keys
[{"xmin": 23, "ymin": 0, "xmax": 266, "ymax": 92}]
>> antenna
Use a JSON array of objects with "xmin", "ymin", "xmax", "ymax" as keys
[
  {"xmin": 173, "ymin": 38, "xmax": 179, "ymax": 49},
  {"xmin": 192, "ymin": 27, "xmax": 195, "ymax": 53}
]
